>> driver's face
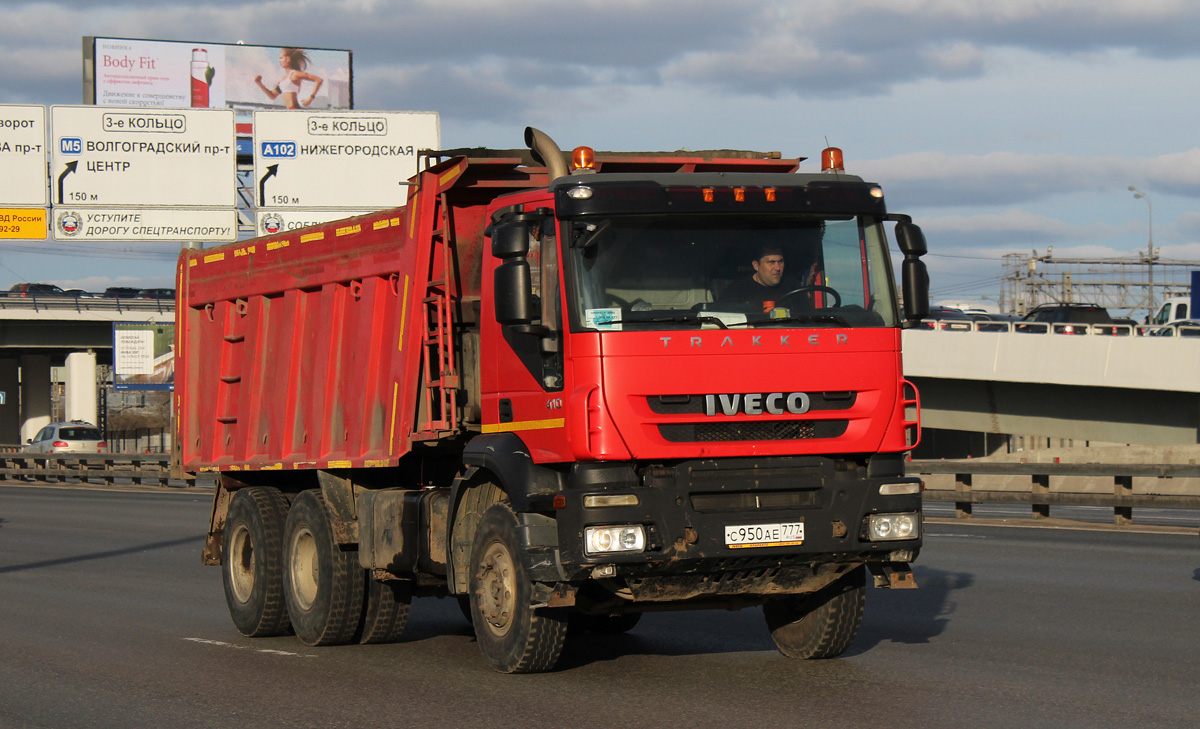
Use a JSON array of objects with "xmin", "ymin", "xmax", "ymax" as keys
[{"xmin": 753, "ymin": 254, "xmax": 785, "ymax": 287}]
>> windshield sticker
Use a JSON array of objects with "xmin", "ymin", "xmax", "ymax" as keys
[{"xmin": 585, "ymin": 307, "xmax": 623, "ymax": 331}]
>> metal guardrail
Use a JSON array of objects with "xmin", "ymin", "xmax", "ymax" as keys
[
  {"xmin": 0, "ymin": 452, "xmax": 180, "ymax": 487},
  {"xmin": 0, "ymin": 295, "xmax": 174, "ymax": 315},
  {"xmin": 909, "ymin": 459, "xmax": 1200, "ymax": 525},
  {"xmin": 3, "ymin": 451, "xmax": 1197, "ymax": 521}
]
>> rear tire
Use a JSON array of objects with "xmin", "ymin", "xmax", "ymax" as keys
[
  {"xmin": 468, "ymin": 502, "xmax": 567, "ymax": 673},
  {"xmin": 764, "ymin": 567, "xmax": 866, "ymax": 659},
  {"xmin": 358, "ymin": 576, "xmax": 412, "ymax": 644},
  {"xmin": 282, "ymin": 490, "xmax": 365, "ymax": 646},
  {"xmin": 222, "ymin": 487, "xmax": 291, "ymax": 637}
]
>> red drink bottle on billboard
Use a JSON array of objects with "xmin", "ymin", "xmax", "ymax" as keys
[{"xmin": 191, "ymin": 49, "xmax": 209, "ymax": 108}]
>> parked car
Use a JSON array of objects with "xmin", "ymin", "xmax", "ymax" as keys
[
  {"xmin": 137, "ymin": 288, "xmax": 176, "ymax": 300},
  {"xmin": 7, "ymin": 283, "xmax": 68, "ymax": 297},
  {"xmin": 102, "ymin": 287, "xmax": 140, "ymax": 298},
  {"xmin": 1147, "ymin": 319, "xmax": 1200, "ymax": 337},
  {"xmin": 917, "ymin": 305, "xmax": 974, "ymax": 331},
  {"xmin": 968, "ymin": 312, "xmax": 1021, "ymax": 332},
  {"xmin": 1017, "ymin": 303, "xmax": 1117, "ymax": 335},
  {"xmin": 23, "ymin": 421, "xmax": 108, "ymax": 454}
]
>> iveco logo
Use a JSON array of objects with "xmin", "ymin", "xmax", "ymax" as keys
[{"xmin": 704, "ymin": 393, "xmax": 811, "ymax": 417}]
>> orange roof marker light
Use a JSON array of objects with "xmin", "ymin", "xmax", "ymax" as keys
[
  {"xmin": 765, "ymin": 188, "xmax": 777, "ymax": 202},
  {"xmin": 703, "ymin": 188, "xmax": 715, "ymax": 203},
  {"xmin": 822, "ymin": 146, "xmax": 844, "ymax": 173},
  {"xmin": 571, "ymin": 146, "xmax": 596, "ymax": 172},
  {"xmin": 734, "ymin": 188, "xmax": 745, "ymax": 202}
]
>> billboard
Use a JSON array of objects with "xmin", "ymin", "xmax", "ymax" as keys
[
  {"xmin": 86, "ymin": 37, "xmax": 353, "ymax": 111},
  {"xmin": 113, "ymin": 322, "xmax": 175, "ymax": 391}
]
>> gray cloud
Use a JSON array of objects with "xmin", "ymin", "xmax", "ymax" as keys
[{"xmin": 857, "ymin": 150, "xmax": 1200, "ymax": 209}]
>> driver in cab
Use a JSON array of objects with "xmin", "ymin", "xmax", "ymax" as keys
[{"xmin": 717, "ymin": 245, "xmax": 820, "ymax": 315}]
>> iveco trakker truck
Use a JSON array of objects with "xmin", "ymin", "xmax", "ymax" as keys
[{"xmin": 177, "ymin": 128, "xmax": 930, "ymax": 673}]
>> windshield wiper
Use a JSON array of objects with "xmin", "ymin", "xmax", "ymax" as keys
[
  {"xmin": 762, "ymin": 313, "xmax": 849, "ymax": 327},
  {"xmin": 619, "ymin": 313, "xmax": 730, "ymax": 329}
]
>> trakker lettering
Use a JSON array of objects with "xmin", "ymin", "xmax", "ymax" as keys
[
  {"xmin": 658, "ymin": 333, "xmax": 849, "ymax": 348},
  {"xmin": 704, "ymin": 392, "xmax": 811, "ymax": 416}
]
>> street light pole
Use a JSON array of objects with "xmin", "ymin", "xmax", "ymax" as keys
[{"xmin": 1128, "ymin": 185, "xmax": 1156, "ymax": 318}]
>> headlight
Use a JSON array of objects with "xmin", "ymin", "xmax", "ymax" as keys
[
  {"xmin": 867, "ymin": 512, "xmax": 919, "ymax": 541},
  {"xmin": 584, "ymin": 525, "xmax": 646, "ymax": 555}
]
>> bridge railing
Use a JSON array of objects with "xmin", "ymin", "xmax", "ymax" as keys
[
  {"xmin": 919, "ymin": 320, "xmax": 1145, "ymax": 335},
  {"xmin": 910, "ymin": 459, "xmax": 1200, "ymax": 525},
  {"xmin": 0, "ymin": 295, "xmax": 174, "ymax": 315},
  {"xmin": 0, "ymin": 452, "xmax": 181, "ymax": 487}
]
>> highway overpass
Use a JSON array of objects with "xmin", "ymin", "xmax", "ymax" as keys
[
  {"xmin": 903, "ymin": 323, "xmax": 1200, "ymax": 446},
  {"xmin": 0, "ymin": 297, "xmax": 173, "ymax": 444}
]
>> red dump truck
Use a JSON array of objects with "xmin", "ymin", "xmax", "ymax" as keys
[{"xmin": 177, "ymin": 128, "xmax": 931, "ymax": 673}]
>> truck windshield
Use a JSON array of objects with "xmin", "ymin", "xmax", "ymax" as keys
[{"xmin": 564, "ymin": 214, "xmax": 899, "ymax": 331}]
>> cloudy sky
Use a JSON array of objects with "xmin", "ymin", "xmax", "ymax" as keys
[{"xmin": 2, "ymin": 0, "xmax": 1198, "ymax": 312}]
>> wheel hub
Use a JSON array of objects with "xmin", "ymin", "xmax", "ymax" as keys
[
  {"xmin": 228, "ymin": 523, "xmax": 255, "ymax": 604},
  {"xmin": 476, "ymin": 540, "xmax": 516, "ymax": 636}
]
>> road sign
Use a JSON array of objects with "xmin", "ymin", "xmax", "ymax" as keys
[
  {"xmin": 254, "ymin": 209, "xmax": 374, "ymax": 237},
  {"xmin": 50, "ymin": 105, "xmax": 236, "ymax": 208},
  {"xmin": 0, "ymin": 104, "xmax": 48, "ymax": 207},
  {"xmin": 0, "ymin": 208, "xmax": 48, "ymax": 240},
  {"xmin": 253, "ymin": 110, "xmax": 439, "ymax": 209},
  {"xmin": 51, "ymin": 208, "xmax": 237, "ymax": 242}
]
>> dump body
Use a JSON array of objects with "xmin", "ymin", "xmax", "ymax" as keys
[{"xmin": 180, "ymin": 140, "xmax": 928, "ymax": 672}]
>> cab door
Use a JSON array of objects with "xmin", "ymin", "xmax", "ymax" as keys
[{"xmin": 479, "ymin": 198, "xmax": 571, "ymax": 462}]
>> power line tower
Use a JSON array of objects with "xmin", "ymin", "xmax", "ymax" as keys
[{"xmin": 1000, "ymin": 250, "xmax": 1196, "ymax": 319}]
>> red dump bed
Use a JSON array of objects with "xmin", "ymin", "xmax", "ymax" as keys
[{"xmin": 175, "ymin": 156, "xmax": 516, "ymax": 472}]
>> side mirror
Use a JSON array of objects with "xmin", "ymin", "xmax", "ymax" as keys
[
  {"xmin": 491, "ymin": 221, "xmax": 530, "ymax": 258},
  {"xmin": 895, "ymin": 222, "xmax": 927, "ymax": 257},
  {"xmin": 902, "ymin": 259, "xmax": 929, "ymax": 322},
  {"xmin": 894, "ymin": 222, "xmax": 929, "ymax": 323},
  {"xmin": 494, "ymin": 260, "xmax": 534, "ymax": 325}
]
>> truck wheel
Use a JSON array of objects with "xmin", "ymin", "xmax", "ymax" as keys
[
  {"xmin": 222, "ymin": 487, "xmax": 291, "ymax": 637},
  {"xmin": 468, "ymin": 502, "xmax": 567, "ymax": 673},
  {"xmin": 358, "ymin": 577, "xmax": 411, "ymax": 644},
  {"xmin": 763, "ymin": 566, "xmax": 866, "ymax": 659},
  {"xmin": 283, "ymin": 490, "xmax": 365, "ymax": 646}
]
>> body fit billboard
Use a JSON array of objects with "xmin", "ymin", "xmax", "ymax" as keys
[{"xmin": 84, "ymin": 37, "xmax": 353, "ymax": 111}]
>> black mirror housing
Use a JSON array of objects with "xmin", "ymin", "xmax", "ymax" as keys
[{"xmin": 494, "ymin": 260, "xmax": 534, "ymax": 324}]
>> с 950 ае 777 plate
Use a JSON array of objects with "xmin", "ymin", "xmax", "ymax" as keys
[{"xmin": 724, "ymin": 521, "xmax": 804, "ymax": 549}]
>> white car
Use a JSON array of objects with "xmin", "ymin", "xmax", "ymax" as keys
[{"xmin": 23, "ymin": 421, "xmax": 108, "ymax": 454}]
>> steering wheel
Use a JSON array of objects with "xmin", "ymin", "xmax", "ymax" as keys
[{"xmin": 778, "ymin": 285, "xmax": 841, "ymax": 309}]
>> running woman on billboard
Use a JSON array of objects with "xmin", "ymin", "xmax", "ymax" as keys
[{"xmin": 254, "ymin": 48, "xmax": 324, "ymax": 108}]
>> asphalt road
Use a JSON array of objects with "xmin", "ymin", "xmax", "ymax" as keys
[{"xmin": 1, "ymin": 484, "xmax": 1197, "ymax": 729}]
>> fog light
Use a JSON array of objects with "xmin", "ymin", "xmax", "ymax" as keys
[
  {"xmin": 584, "ymin": 525, "xmax": 646, "ymax": 555},
  {"xmin": 584, "ymin": 493, "xmax": 639, "ymax": 508},
  {"xmin": 868, "ymin": 513, "xmax": 919, "ymax": 541}
]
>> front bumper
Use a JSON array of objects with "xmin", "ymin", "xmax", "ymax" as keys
[{"xmin": 533, "ymin": 455, "xmax": 921, "ymax": 598}]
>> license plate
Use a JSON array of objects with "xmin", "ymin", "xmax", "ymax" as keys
[{"xmin": 724, "ymin": 521, "xmax": 804, "ymax": 549}]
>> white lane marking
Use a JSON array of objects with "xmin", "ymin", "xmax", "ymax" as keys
[{"xmin": 184, "ymin": 637, "xmax": 317, "ymax": 658}]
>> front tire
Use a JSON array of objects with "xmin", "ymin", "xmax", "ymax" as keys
[
  {"xmin": 764, "ymin": 566, "xmax": 866, "ymax": 659},
  {"xmin": 222, "ymin": 487, "xmax": 291, "ymax": 637},
  {"xmin": 282, "ymin": 490, "xmax": 365, "ymax": 646},
  {"xmin": 468, "ymin": 502, "xmax": 567, "ymax": 673}
]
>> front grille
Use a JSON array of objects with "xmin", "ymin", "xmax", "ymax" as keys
[
  {"xmin": 659, "ymin": 419, "xmax": 848, "ymax": 442},
  {"xmin": 648, "ymin": 392, "xmax": 856, "ymax": 415},
  {"xmin": 691, "ymin": 489, "xmax": 821, "ymax": 512}
]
